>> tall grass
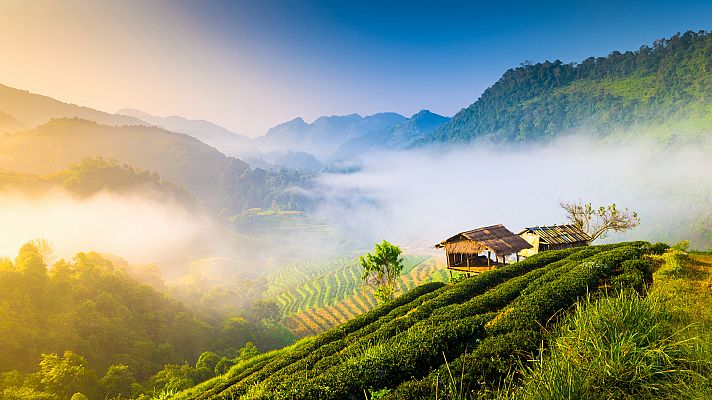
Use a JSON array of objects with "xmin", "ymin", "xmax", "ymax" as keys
[{"xmin": 500, "ymin": 251, "xmax": 712, "ymax": 400}]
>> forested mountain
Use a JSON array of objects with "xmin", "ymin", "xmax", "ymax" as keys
[
  {"xmin": 0, "ymin": 157, "xmax": 195, "ymax": 206},
  {"xmin": 117, "ymin": 108, "xmax": 252, "ymax": 155},
  {"xmin": 255, "ymin": 113, "xmax": 407, "ymax": 159},
  {"xmin": 0, "ymin": 83, "xmax": 144, "ymax": 130},
  {"xmin": 0, "ymin": 119, "xmax": 310, "ymax": 212},
  {"xmin": 423, "ymin": 30, "xmax": 712, "ymax": 144},
  {"xmin": 332, "ymin": 110, "xmax": 449, "ymax": 159}
]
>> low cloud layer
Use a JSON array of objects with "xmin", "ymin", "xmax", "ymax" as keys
[
  {"xmin": 313, "ymin": 136, "xmax": 711, "ymax": 249},
  {"xmin": 0, "ymin": 189, "xmax": 220, "ymax": 265}
]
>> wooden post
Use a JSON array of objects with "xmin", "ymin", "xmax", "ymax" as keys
[{"xmin": 487, "ymin": 251, "xmax": 491, "ymax": 268}]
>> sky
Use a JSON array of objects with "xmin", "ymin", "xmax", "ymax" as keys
[{"xmin": 1, "ymin": 0, "xmax": 711, "ymax": 136}]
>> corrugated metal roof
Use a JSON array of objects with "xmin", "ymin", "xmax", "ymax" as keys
[
  {"xmin": 437, "ymin": 224, "xmax": 532, "ymax": 255},
  {"xmin": 518, "ymin": 224, "xmax": 591, "ymax": 245}
]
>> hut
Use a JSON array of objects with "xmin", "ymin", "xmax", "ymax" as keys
[
  {"xmin": 517, "ymin": 224, "xmax": 591, "ymax": 257},
  {"xmin": 435, "ymin": 224, "xmax": 532, "ymax": 274}
]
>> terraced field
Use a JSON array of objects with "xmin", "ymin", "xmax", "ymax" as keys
[
  {"xmin": 172, "ymin": 241, "xmax": 656, "ymax": 400},
  {"xmin": 266, "ymin": 255, "xmax": 449, "ymax": 335}
]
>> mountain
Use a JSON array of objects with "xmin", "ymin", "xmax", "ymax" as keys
[
  {"xmin": 256, "ymin": 112, "xmax": 408, "ymax": 159},
  {"xmin": 117, "ymin": 108, "xmax": 252, "ymax": 154},
  {"xmin": 423, "ymin": 30, "xmax": 712, "ymax": 145},
  {"xmin": 245, "ymin": 151, "xmax": 324, "ymax": 173},
  {"xmin": 0, "ymin": 157, "xmax": 195, "ymax": 207},
  {"xmin": 332, "ymin": 110, "xmax": 449, "ymax": 159},
  {"xmin": 0, "ymin": 83, "xmax": 145, "ymax": 130},
  {"xmin": 0, "ymin": 110, "xmax": 26, "ymax": 133},
  {"xmin": 0, "ymin": 118, "xmax": 309, "ymax": 212}
]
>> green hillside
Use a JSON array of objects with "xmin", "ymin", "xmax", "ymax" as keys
[
  {"xmin": 0, "ymin": 118, "xmax": 310, "ymax": 213},
  {"xmin": 0, "ymin": 157, "xmax": 194, "ymax": 206},
  {"xmin": 170, "ymin": 241, "xmax": 664, "ymax": 399},
  {"xmin": 425, "ymin": 30, "xmax": 712, "ymax": 144}
]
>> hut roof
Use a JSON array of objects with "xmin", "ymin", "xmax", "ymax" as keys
[
  {"xmin": 518, "ymin": 224, "xmax": 591, "ymax": 245},
  {"xmin": 436, "ymin": 224, "xmax": 532, "ymax": 255}
]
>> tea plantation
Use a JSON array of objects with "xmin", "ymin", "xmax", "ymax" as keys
[{"xmin": 172, "ymin": 241, "xmax": 657, "ymax": 399}]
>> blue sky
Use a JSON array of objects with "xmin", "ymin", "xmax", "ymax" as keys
[{"xmin": 1, "ymin": 0, "xmax": 711, "ymax": 135}]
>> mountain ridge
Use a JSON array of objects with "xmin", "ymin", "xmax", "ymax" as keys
[
  {"xmin": 422, "ymin": 30, "xmax": 712, "ymax": 145},
  {"xmin": 0, "ymin": 83, "xmax": 146, "ymax": 129}
]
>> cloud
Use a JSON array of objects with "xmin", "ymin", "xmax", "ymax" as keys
[
  {"xmin": 0, "ymin": 189, "xmax": 218, "ymax": 265},
  {"xmin": 312, "ymin": 135, "xmax": 711, "ymax": 249}
]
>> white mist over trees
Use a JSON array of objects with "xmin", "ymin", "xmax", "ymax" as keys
[{"xmin": 311, "ymin": 135, "xmax": 711, "ymax": 250}]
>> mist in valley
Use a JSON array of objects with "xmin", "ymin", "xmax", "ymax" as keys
[{"xmin": 311, "ymin": 134, "xmax": 711, "ymax": 251}]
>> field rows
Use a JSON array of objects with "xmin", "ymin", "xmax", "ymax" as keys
[{"xmin": 281, "ymin": 257, "xmax": 449, "ymax": 336}]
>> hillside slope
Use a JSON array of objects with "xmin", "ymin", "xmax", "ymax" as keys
[
  {"xmin": 0, "ymin": 157, "xmax": 195, "ymax": 206},
  {"xmin": 0, "ymin": 83, "xmax": 145, "ymax": 129},
  {"xmin": 424, "ymin": 30, "xmax": 712, "ymax": 144},
  {"xmin": 117, "ymin": 108, "xmax": 252, "ymax": 154},
  {"xmin": 0, "ymin": 119, "xmax": 309, "ymax": 212},
  {"xmin": 172, "ymin": 241, "xmax": 655, "ymax": 399}
]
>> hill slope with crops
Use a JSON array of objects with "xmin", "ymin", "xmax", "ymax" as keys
[
  {"xmin": 171, "ymin": 241, "xmax": 659, "ymax": 399},
  {"xmin": 266, "ymin": 256, "xmax": 449, "ymax": 336}
]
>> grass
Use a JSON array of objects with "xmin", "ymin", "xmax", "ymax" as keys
[{"xmin": 498, "ymin": 250, "xmax": 712, "ymax": 400}]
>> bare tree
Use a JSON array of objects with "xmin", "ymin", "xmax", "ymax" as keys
[{"xmin": 560, "ymin": 201, "xmax": 640, "ymax": 241}]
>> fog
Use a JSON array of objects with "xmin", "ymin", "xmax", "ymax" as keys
[
  {"xmin": 312, "ymin": 136, "xmax": 711, "ymax": 250},
  {"xmin": 0, "ymin": 189, "xmax": 226, "ymax": 267}
]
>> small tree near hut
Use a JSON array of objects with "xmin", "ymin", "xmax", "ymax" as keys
[
  {"xmin": 359, "ymin": 240, "xmax": 404, "ymax": 303},
  {"xmin": 560, "ymin": 201, "xmax": 640, "ymax": 241}
]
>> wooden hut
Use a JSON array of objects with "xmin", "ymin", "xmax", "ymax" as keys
[
  {"xmin": 517, "ymin": 224, "xmax": 591, "ymax": 257},
  {"xmin": 435, "ymin": 224, "xmax": 532, "ymax": 274}
]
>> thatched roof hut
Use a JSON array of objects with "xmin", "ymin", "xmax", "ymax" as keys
[
  {"xmin": 517, "ymin": 224, "xmax": 591, "ymax": 257},
  {"xmin": 436, "ymin": 224, "xmax": 532, "ymax": 274}
]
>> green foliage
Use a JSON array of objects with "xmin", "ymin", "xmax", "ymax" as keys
[
  {"xmin": 671, "ymin": 240, "xmax": 691, "ymax": 252},
  {"xmin": 172, "ymin": 242, "xmax": 653, "ymax": 399},
  {"xmin": 0, "ymin": 241, "xmax": 278, "ymax": 400},
  {"xmin": 428, "ymin": 30, "xmax": 712, "ymax": 144},
  {"xmin": 360, "ymin": 241, "xmax": 405, "ymax": 302},
  {"xmin": 99, "ymin": 364, "xmax": 136, "ymax": 399},
  {"xmin": 38, "ymin": 351, "xmax": 96, "ymax": 400},
  {"xmin": 506, "ymin": 290, "xmax": 710, "ymax": 399}
]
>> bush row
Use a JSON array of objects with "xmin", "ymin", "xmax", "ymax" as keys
[
  {"xmin": 223, "ymin": 248, "xmax": 589, "ymax": 398},
  {"xmin": 248, "ymin": 247, "xmax": 611, "ymax": 399},
  {"xmin": 487, "ymin": 245, "xmax": 644, "ymax": 335},
  {"xmin": 383, "ymin": 329, "xmax": 541, "ymax": 400},
  {"xmin": 197, "ymin": 243, "xmax": 648, "ymax": 399},
  {"xmin": 288, "ymin": 314, "xmax": 495, "ymax": 400},
  {"xmin": 207, "ymin": 282, "xmax": 446, "ymax": 398}
]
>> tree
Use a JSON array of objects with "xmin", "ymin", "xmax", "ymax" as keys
[
  {"xmin": 560, "ymin": 201, "xmax": 640, "ymax": 241},
  {"xmin": 99, "ymin": 364, "xmax": 135, "ymax": 399},
  {"xmin": 359, "ymin": 240, "xmax": 404, "ymax": 303},
  {"xmin": 38, "ymin": 351, "xmax": 96, "ymax": 399}
]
